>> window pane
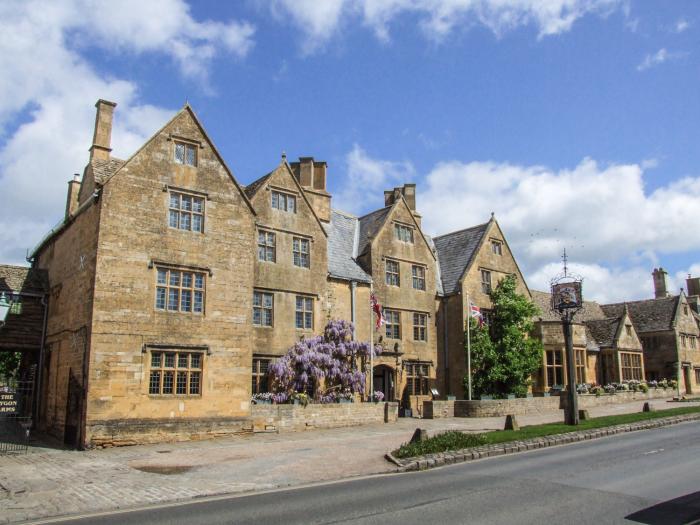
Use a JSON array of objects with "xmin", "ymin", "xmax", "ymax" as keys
[
  {"xmin": 305, "ymin": 298, "xmax": 313, "ymax": 310},
  {"xmin": 182, "ymin": 272, "xmax": 192, "ymax": 288},
  {"xmin": 180, "ymin": 213, "xmax": 191, "ymax": 230},
  {"xmin": 193, "ymin": 291, "xmax": 203, "ymax": 313},
  {"xmin": 253, "ymin": 308, "xmax": 261, "ymax": 325},
  {"xmin": 186, "ymin": 145, "xmax": 196, "ymax": 166},
  {"xmin": 263, "ymin": 293, "xmax": 273, "ymax": 308},
  {"xmin": 175, "ymin": 143, "xmax": 185, "ymax": 163},
  {"xmin": 271, "ymin": 192, "xmax": 279, "ymax": 209},
  {"xmin": 169, "ymin": 210, "xmax": 179, "ymax": 228},
  {"xmin": 151, "ymin": 352, "xmax": 162, "ymax": 367},
  {"xmin": 296, "ymin": 311, "xmax": 303, "ymax": 329},
  {"xmin": 169, "ymin": 271, "xmax": 180, "ymax": 286},
  {"xmin": 156, "ymin": 287, "xmax": 166, "ymax": 309},
  {"xmin": 157, "ymin": 269, "xmax": 167, "ymax": 284},
  {"xmin": 176, "ymin": 372, "xmax": 187, "ymax": 394},
  {"xmin": 178, "ymin": 354, "xmax": 188, "ymax": 368},
  {"xmin": 189, "ymin": 372, "xmax": 200, "ymax": 394},
  {"xmin": 181, "ymin": 196, "xmax": 192, "ymax": 211},
  {"xmin": 194, "ymin": 274, "xmax": 204, "ymax": 289},
  {"xmin": 192, "ymin": 215, "xmax": 202, "ymax": 232},
  {"xmin": 168, "ymin": 288, "xmax": 179, "ymax": 310},
  {"xmin": 305, "ymin": 312, "xmax": 312, "ymax": 328},
  {"xmin": 253, "ymin": 292, "xmax": 261, "ymax": 307},
  {"xmin": 163, "ymin": 371, "xmax": 174, "ymax": 394},
  {"xmin": 149, "ymin": 371, "xmax": 161, "ymax": 394},
  {"xmin": 170, "ymin": 194, "xmax": 180, "ymax": 209},
  {"xmin": 192, "ymin": 197, "xmax": 203, "ymax": 213},
  {"xmin": 181, "ymin": 290, "xmax": 192, "ymax": 311},
  {"xmin": 262, "ymin": 309, "xmax": 272, "ymax": 326},
  {"xmin": 190, "ymin": 354, "xmax": 201, "ymax": 368},
  {"xmin": 164, "ymin": 353, "xmax": 175, "ymax": 368}
]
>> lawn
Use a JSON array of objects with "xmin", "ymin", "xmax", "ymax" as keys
[{"xmin": 393, "ymin": 405, "xmax": 700, "ymax": 459}]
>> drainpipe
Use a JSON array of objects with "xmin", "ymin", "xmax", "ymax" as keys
[
  {"xmin": 34, "ymin": 294, "xmax": 49, "ymax": 425},
  {"xmin": 350, "ymin": 281, "xmax": 357, "ymax": 340},
  {"xmin": 442, "ymin": 297, "xmax": 449, "ymax": 397}
]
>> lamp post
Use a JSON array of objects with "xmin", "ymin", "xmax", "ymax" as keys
[{"xmin": 551, "ymin": 250, "xmax": 584, "ymax": 426}]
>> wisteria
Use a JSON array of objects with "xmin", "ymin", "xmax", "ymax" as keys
[{"xmin": 267, "ymin": 319, "xmax": 382, "ymax": 403}]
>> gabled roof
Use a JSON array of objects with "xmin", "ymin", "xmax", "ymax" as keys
[
  {"xmin": 327, "ymin": 210, "xmax": 372, "ymax": 283},
  {"xmin": 91, "ymin": 158, "xmax": 125, "ymax": 184},
  {"xmin": 585, "ymin": 317, "xmax": 620, "ymax": 348},
  {"xmin": 357, "ymin": 207, "xmax": 392, "ymax": 257},
  {"xmin": 425, "ymin": 234, "xmax": 444, "ymax": 296},
  {"xmin": 433, "ymin": 222, "xmax": 489, "ymax": 295},
  {"xmin": 601, "ymin": 296, "xmax": 679, "ymax": 333},
  {"xmin": 530, "ymin": 290, "xmax": 607, "ymax": 322},
  {"xmin": 0, "ymin": 265, "xmax": 48, "ymax": 295}
]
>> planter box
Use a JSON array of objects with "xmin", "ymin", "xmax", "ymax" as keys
[
  {"xmin": 338, "ymin": 399, "xmax": 353, "ymax": 404},
  {"xmin": 480, "ymin": 395, "xmax": 493, "ymax": 400}
]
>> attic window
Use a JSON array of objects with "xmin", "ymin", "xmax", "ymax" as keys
[
  {"xmin": 491, "ymin": 240, "xmax": 502, "ymax": 256},
  {"xmin": 625, "ymin": 325, "xmax": 632, "ymax": 336},
  {"xmin": 394, "ymin": 224, "xmax": 414, "ymax": 243},
  {"xmin": 684, "ymin": 305, "xmax": 689, "ymax": 315},
  {"xmin": 271, "ymin": 190, "xmax": 296, "ymax": 213},
  {"xmin": 174, "ymin": 141, "xmax": 197, "ymax": 167}
]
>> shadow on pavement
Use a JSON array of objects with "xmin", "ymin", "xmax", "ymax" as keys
[{"xmin": 626, "ymin": 491, "xmax": 700, "ymax": 524}]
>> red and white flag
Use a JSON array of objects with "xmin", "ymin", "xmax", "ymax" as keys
[
  {"xmin": 370, "ymin": 293, "xmax": 385, "ymax": 329},
  {"xmin": 469, "ymin": 302, "xmax": 484, "ymax": 325}
]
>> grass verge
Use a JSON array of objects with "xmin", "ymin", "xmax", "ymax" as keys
[{"xmin": 393, "ymin": 405, "xmax": 700, "ymax": 459}]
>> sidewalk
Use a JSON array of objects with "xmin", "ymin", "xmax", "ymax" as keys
[{"xmin": 0, "ymin": 398, "xmax": 695, "ymax": 524}]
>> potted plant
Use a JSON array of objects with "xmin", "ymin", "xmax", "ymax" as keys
[
  {"xmin": 373, "ymin": 391, "xmax": 385, "ymax": 403},
  {"xmin": 252, "ymin": 392, "xmax": 273, "ymax": 405}
]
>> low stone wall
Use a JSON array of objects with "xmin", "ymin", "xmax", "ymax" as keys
[
  {"xmin": 251, "ymin": 402, "xmax": 399, "ymax": 432},
  {"xmin": 87, "ymin": 417, "xmax": 253, "ymax": 448},
  {"xmin": 563, "ymin": 389, "xmax": 674, "ymax": 410}
]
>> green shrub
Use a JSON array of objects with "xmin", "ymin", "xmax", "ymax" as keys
[{"xmin": 393, "ymin": 431, "xmax": 487, "ymax": 459}]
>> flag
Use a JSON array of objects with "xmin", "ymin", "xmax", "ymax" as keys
[
  {"xmin": 469, "ymin": 302, "xmax": 484, "ymax": 326},
  {"xmin": 370, "ymin": 293, "xmax": 385, "ymax": 329}
]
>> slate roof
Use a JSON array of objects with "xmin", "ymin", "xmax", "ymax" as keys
[
  {"xmin": 91, "ymin": 158, "xmax": 125, "ymax": 184},
  {"xmin": 327, "ymin": 210, "xmax": 371, "ymax": 283},
  {"xmin": 0, "ymin": 265, "xmax": 48, "ymax": 294},
  {"xmin": 243, "ymin": 172, "xmax": 272, "ymax": 200},
  {"xmin": 357, "ymin": 207, "xmax": 392, "ymax": 257},
  {"xmin": 586, "ymin": 318, "xmax": 620, "ymax": 348},
  {"xmin": 601, "ymin": 296, "xmax": 679, "ymax": 333},
  {"xmin": 425, "ymin": 235, "xmax": 444, "ymax": 296},
  {"xmin": 433, "ymin": 223, "xmax": 489, "ymax": 295},
  {"xmin": 530, "ymin": 290, "xmax": 607, "ymax": 322}
]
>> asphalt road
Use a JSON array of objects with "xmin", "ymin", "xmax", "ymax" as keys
[{"xmin": 34, "ymin": 421, "xmax": 700, "ymax": 525}]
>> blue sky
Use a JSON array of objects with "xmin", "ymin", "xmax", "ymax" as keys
[{"xmin": 1, "ymin": 0, "xmax": 699, "ymax": 302}]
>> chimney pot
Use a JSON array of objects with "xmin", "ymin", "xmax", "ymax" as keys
[
  {"xmin": 90, "ymin": 99, "xmax": 117, "ymax": 162},
  {"xmin": 652, "ymin": 267, "xmax": 669, "ymax": 299}
]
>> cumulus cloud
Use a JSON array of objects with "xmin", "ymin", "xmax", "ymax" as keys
[
  {"xmin": 637, "ymin": 48, "xmax": 686, "ymax": 71},
  {"xmin": 674, "ymin": 18, "xmax": 690, "ymax": 33},
  {"xmin": 339, "ymin": 148, "xmax": 700, "ymax": 303},
  {"xmin": 334, "ymin": 144, "xmax": 415, "ymax": 214},
  {"xmin": 271, "ymin": 0, "xmax": 622, "ymax": 51},
  {"xmin": 0, "ymin": 0, "xmax": 255, "ymax": 263}
]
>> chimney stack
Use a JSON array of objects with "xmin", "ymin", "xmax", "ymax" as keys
[
  {"xmin": 289, "ymin": 156, "xmax": 331, "ymax": 222},
  {"xmin": 65, "ymin": 174, "xmax": 81, "ymax": 218},
  {"xmin": 652, "ymin": 268, "xmax": 669, "ymax": 298},
  {"xmin": 686, "ymin": 275, "xmax": 700, "ymax": 297},
  {"xmin": 90, "ymin": 99, "xmax": 117, "ymax": 162},
  {"xmin": 383, "ymin": 184, "xmax": 421, "ymax": 225}
]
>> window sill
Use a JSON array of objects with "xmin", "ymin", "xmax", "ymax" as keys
[{"xmin": 147, "ymin": 395, "xmax": 203, "ymax": 399}]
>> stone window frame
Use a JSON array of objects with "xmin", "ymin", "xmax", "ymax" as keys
[
  {"xmin": 155, "ymin": 267, "xmax": 205, "ymax": 315},
  {"xmin": 394, "ymin": 223, "xmax": 414, "ymax": 244},
  {"xmin": 412, "ymin": 312, "xmax": 427, "ymax": 342},
  {"xmin": 491, "ymin": 239, "xmax": 503, "ymax": 256},
  {"xmin": 168, "ymin": 190, "xmax": 205, "ymax": 233},
  {"xmin": 253, "ymin": 291, "xmax": 274, "ymax": 327},
  {"xmin": 252, "ymin": 357, "xmax": 271, "ymax": 394},
  {"xmin": 173, "ymin": 140, "xmax": 198, "ymax": 167},
  {"xmin": 695, "ymin": 368, "xmax": 700, "ymax": 385},
  {"xmin": 620, "ymin": 352, "xmax": 643, "ymax": 381},
  {"xmin": 411, "ymin": 265, "xmax": 425, "ymax": 291},
  {"xmin": 681, "ymin": 334, "xmax": 687, "ymax": 347},
  {"xmin": 575, "ymin": 349, "xmax": 586, "ymax": 384},
  {"xmin": 295, "ymin": 295, "xmax": 314, "ymax": 330},
  {"xmin": 480, "ymin": 269, "xmax": 492, "ymax": 294},
  {"xmin": 271, "ymin": 190, "xmax": 296, "ymax": 213},
  {"xmin": 545, "ymin": 349, "xmax": 564, "ymax": 388},
  {"xmin": 384, "ymin": 309, "xmax": 401, "ymax": 340},
  {"xmin": 385, "ymin": 259, "xmax": 400, "ymax": 287},
  {"xmin": 148, "ymin": 350, "xmax": 203, "ymax": 396},
  {"xmin": 258, "ymin": 230, "xmax": 276, "ymax": 263},
  {"xmin": 405, "ymin": 361, "xmax": 430, "ymax": 396},
  {"xmin": 625, "ymin": 324, "xmax": 632, "ymax": 337},
  {"xmin": 292, "ymin": 237, "xmax": 310, "ymax": 268}
]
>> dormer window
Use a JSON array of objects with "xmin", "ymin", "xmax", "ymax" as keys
[
  {"xmin": 174, "ymin": 141, "xmax": 197, "ymax": 167},
  {"xmin": 272, "ymin": 190, "xmax": 296, "ymax": 213},
  {"xmin": 394, "ymin": 223, "xmax": 414, "ymax": 243}
]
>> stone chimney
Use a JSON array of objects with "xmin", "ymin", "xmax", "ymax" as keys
[
  {"xmin": 65, "ymin": 174, "xmax": 81, "ymax": 218},
  {"xmin": 652, "ymin": 268, "xmax": 669, "ymax": 298},
  {"xmin": 686, "ymin": 275, "xmax": 700, "ymax": 297},
  {"xmin": 289, "ymin": 156, "xmax": 331, "ymax": 223},
  {"xmin": 383, "ymin": 184, "xmax": 421, "ymax": 226},
  {"xmin": 89, "ymin": 99, "xmax": 117, "ymax": 162}
]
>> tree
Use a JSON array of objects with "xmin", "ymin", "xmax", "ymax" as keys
[
  {"xmin": 268, "ymin": 319, "xmax": 381, "ymax": 403},
  {"xmin": 464, "ymin": 275, "xmax": 543, "ymax": 398},
  {"xmin": 0, "ymin": 351, "xmax": 22, "ymax": 384}
]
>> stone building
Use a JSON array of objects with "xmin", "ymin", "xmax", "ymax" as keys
[{"xmin": 601, "ymin": 268, "xmax": 700, "ymax": 394}]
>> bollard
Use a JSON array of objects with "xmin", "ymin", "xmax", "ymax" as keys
[
  {"xmin": 410, "ymin": 428, "xmax": 428, "ymax": 443},
  {"xmin": 643, "ymin": 402, "xmax": 654, "ymax": 412},
  {"xmin": 504, "ymin": 414, "xmax": 519, "ymax": 431},
  {"xmin": 578, "ymin": 409, "xmax": 590, "ymax": 421}
]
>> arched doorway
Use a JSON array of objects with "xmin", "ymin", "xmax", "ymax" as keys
[{"xmin": 373, "ymin": 365, "xmax": 394, "ymax": 401}]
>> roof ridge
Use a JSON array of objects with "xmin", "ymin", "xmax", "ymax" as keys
[
  {"xmin": 357, "ymin": 206, "xmax": 391, "ymax": 220},
  {"xmin": 433, "ymin": 221, "xmax": 489, "ymax": 240},
  {"xmin": 331, "ymin": 208, "xmax": 359, "ymax": 219}
]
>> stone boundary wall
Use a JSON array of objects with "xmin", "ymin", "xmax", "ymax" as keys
[
  {"xmin": 425, "ymin": 390, "xmax": 676, "ymax": 419},
  {"xmin": 388, "ymin": 412, "xmax": 700, "ymax": 472},
  {"xmin": 251, "ymin": 402, "xmax": 399, "ymax": 432},
  {"xmin": 87, "ymin": 417, "xmax": 253, "ymax": 448}
]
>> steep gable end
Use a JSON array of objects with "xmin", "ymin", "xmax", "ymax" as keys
[{"xmin": 433, "ymin": 222, "xmax": 489, "ymax": 295}]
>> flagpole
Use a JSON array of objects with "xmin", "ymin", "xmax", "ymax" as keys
[
  {"xmin": 369, "ymin": 280, "xmax": 374, "ymax": 401},
  {"xmin": 466, "ymin": 293, "xmax": 472, "ymax": 401}
]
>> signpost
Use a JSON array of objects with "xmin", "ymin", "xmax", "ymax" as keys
[
  {"xmin": 0, "ymin": 393, "xmax": 19, "ymax": 415},
  {"xmin": 551, "ymin": 250, "xmax": 584, "ymax": 426}
]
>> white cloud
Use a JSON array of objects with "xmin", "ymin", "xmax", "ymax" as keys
[
  {"xmin": 334, "ymin": 144, "xmax": 415, "ymax": 214},
  {"xmin": 272, "ymin": 0, "xmax": 622, "ymax": 51},
  {"xmin": 339, "ymin": 148, "xmax": 700, "ymax": 303},
  {"xmin": 0, "ymin": 0, "xmax": 255, "ymax": 263},
  {"xmin": 636, "ymin": 48, "xmax": 686, "ymax": 72},
  {"xmin": 674, "ymin": 18, "xmax": 690, "ymax": 33}
]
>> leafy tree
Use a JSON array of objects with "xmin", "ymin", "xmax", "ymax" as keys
[
  {"xmin": 268, "ymin": 319, "xmax": 381, "ymax": 403},
  {"xmin": 464, "ymin": 275, "xmax": 543, "ymax": 398},
  {"xmin": 0, "ymin": 351, "xmax": 22, "ymax": 384}
]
